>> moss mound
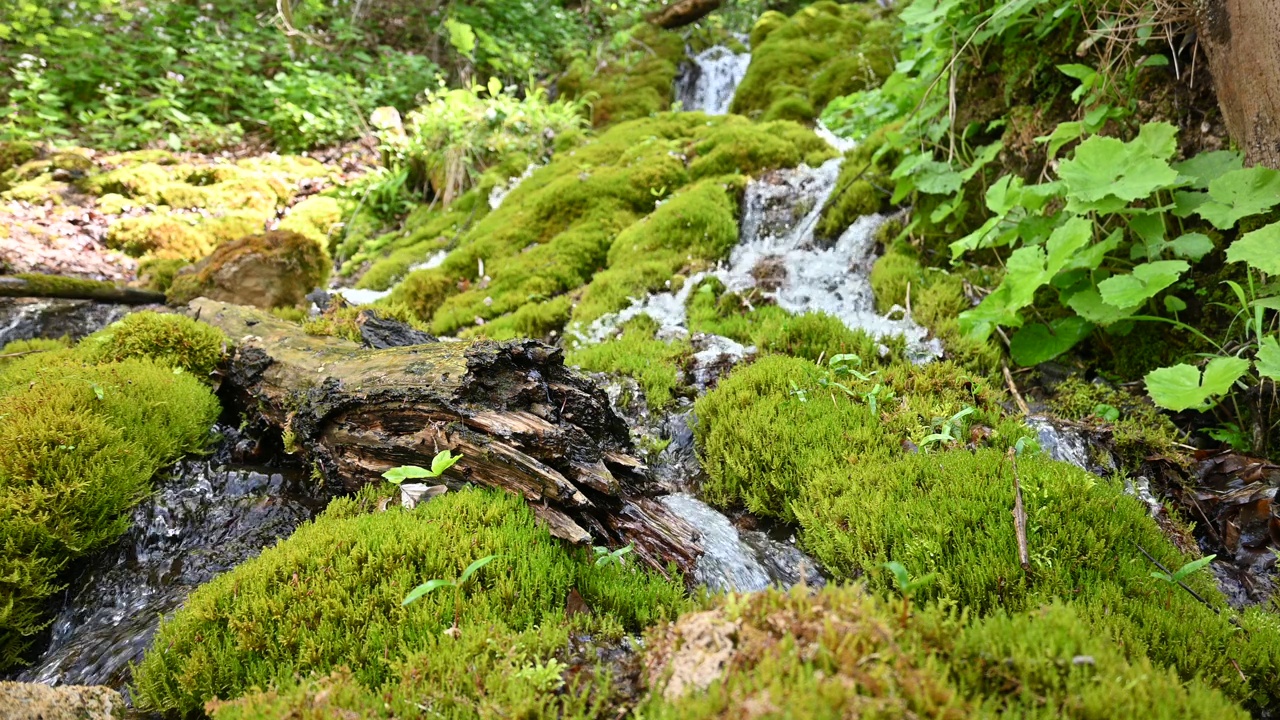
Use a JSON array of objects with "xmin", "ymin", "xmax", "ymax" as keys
[
  {"xmin": 559, "ymin": 24, "xmax": 686, "ymax": 128},
  {"xmin": 82, "ymin": 311, "xmax": 226, "ymax": 380},
  {"xmin": 0, "ymin": 354, "xmax": 219, "ymax": 669},
  {"xmin": 132, "ymin": 487, "xmax": 689, "ymax": 715},
  {"xmin": 385, "ymin": 113, "xmax": 833, "ymax": 337},
  {"xmin": 167, "ymin": 230, "xmax": 329, "ymax": 309},
  {"xmin": 694, "ymin": 354, "xmax": 1024, "ymax": 521},
  {"xmin": 1048, "ymin": 377, "xmax": 1181, "ymax": 468},
  {"xmin": 796, "ymin": 448, "xmax": 1280, "ymax": 707},
  {"xmin": 732, "ymin": 1, "xmax": 896, "ymax": 122},
  {"xmin": 567, "ymin": 315, "xmax": 692, "ymax": 409}
]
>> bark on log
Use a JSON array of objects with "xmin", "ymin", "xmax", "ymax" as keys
[
  {"xmin": 189, "ymin": 298, "xmax": 702, "ymax": 577},
  {"xmin": 0, "ymin": 276, "xmax": 164, "ymax": 305},
  {"xmin": 1199, "ymin": 0, "xmax": 1280, "ymax": 168},
  {"xmin": 648, "ymin": 0, "xmax": 722, "ymax": 29}
]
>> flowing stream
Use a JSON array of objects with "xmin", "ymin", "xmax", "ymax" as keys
[
  {"xmin": 0, "ymin": 298, "xmax": 132, "ymax": 346},
  {"xmin": 675, "ymin": 44, "xmax": 751, "ymax": 115}
]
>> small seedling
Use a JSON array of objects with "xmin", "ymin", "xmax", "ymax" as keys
[
  {"xmin": 593, "ymin": 543, "xmax": 633, "ymax": 568},
  {"xmin": 1151, "ymin": 554, "xmax": 1216, "ymax": 586},
  {"xmin": 882, "ymin": 560, "xmax": 936, "ymax": 624},
  {"xmin": 918, "ymin": 406, "xmax": 976, "ymax": 450},
  {"xmin": 788, "ymin": 380, "xmax": 808, "ymax": 403},
  {"xmin": 829, "ymin": 353, "xmax": 875, "ymax": 382},
  {"xmin": 403, "ymin": 554, "xmax": 498, "ymax": 634},
  {"xmin": 1091, "ymin": 403, "xmax": 1120, "ymax": 422},
  {"xmin": 382, "ymin": 449, "xmax": 462, "ymax": 485}
]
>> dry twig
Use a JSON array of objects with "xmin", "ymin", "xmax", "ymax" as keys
[{"xmin": 1008, "ymin": 448, "xmax": 1031, "ymax": 572}]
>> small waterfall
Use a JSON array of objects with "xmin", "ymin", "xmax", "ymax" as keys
[
  {"xmin": 675, "ymin": 45, "xmax": 751, "ymax": 115},
  {"xmin": 659, "ymin": 494, "xmax": 822, "ymax": 592},
  {"xmin": 17, "ymin": 429, "xmax": 327, "ymax": 688}
]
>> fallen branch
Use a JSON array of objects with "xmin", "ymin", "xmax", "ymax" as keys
[
  {"xmin": 1132, "ymin": 541, "xmax": 1220, "ymax": 615},
  {"xmin": 0, "ymin": 275, "xmax": 165, "ymax": 305},
  {"xmin": 647, "ymin": 0, "xmax": 722, "ymax": 28},
  {"xmin": 1008, "ymin": 448, "xmax": 1031, "ymax": 572},
  {"xmin": 1002, "ymin": 363, "xmax": 1032, "ymax": 416}
]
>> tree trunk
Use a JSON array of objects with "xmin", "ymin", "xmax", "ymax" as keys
[
  {"xmin": 1199, "ymin": 0, "xmax": 1280, "ymax": 168},
  {"xmin": 189, "ymin": 298, "xmax": 702, "ymax": 577},
  {"xmin": 0, "ymin": 276, "xmax": 164, "ymax": 305},
  {"xmin": 648, "ymin": 0, "xmax": 722, "ymax": 29}
]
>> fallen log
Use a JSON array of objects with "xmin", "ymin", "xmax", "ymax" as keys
[
  {"xmin": 189, "ymin": 298, "xmax": 702, "ymax": 576},
  {"xmin": 0, "ymin": 275, "xmax": 164, "ymax": 305},
  {"xmin": 648, "ymin": 0, "xmax": 722, "ymax": 29}
]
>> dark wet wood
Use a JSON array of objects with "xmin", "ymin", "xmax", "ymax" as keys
[
  {"xmin": 188, "ymin": 298, "xmax": 701, "ymax": 576},
  {"xmin": 648, "ymin": 0, "xmax": 722, "ymax": 28}
]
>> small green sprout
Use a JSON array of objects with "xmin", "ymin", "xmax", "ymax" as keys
[
  {"xmin": 593, "ymin": 543, "xmax": 633, "ymax": 568},
  {"xmin": 403, "ymin": 554, "xmax": 498, "ymax": 634},
  {"xmin": 1150, "ymin": 554, "xmax": 1216, "ymax": 586},
  {"xmin": 382, "ymin": 449, "xmax": 462, "ymax": 485},
  {"xmin": 882, "ymin": 560, "xmax": 937, "ymax": 624},
  {"xmin": 918, "ymin": 406, "xmax": 976, "ymax": 450}
]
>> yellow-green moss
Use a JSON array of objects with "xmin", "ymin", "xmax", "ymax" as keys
[
  {"xmin": 1048, "ymin": 377, "xmax": 1181, "ymax": 466},
  {"xmin": 348, "ymin": 189, "xmax": 487, "ymax": 290},
  {"xmin": 0, "ymin": 338, "xmax": 69, "ymax": 370},
  {"xmin": 279, "ymin": 195, "xmax": 345, "ymax": 246},
  {"xmin": 0, "ymin": 355, "xmax": 218, "ymax": 669},
  {"xmin": 135, "ymin": 258, "xmax": 189, "ymax": 293},
  {"xmin": 0, "ymin": 141, "xmax": 38, "ymax": 175},
  {"xmin": 567, "ymin": 315, "xmax": 690, "ymax": 408},
  {"xmin": 558, "ymin": 23, "xmax": 686, "ymax": 128},
  {"xmin": 106, "ymin": 213, "xmax": 211, "ymax": 260},
  {"xmin": 694, "ymin": 354, "xmax": 1025, "ymax": 521},
  {"xmin": 82, "ymin": 311, "xmax": 226, "ymax": 380},
  {"xmin": 13, "ymin": 273, "xmax": 120, "ymax": 297},
  {"xmin": 732, "ymin": 2, "xmax": 896, "ymax": 122},
  {"xmin": 132, "ymin": 487, "xmax": 689, "ymax": 716}
]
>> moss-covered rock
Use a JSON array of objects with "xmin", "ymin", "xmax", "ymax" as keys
[
  {"xmin": 732, "ymin": 1, "xmax": 896, "ymax": 122},
  {"xmin": 0, "ymin": 353, "xmax": 218, "ymax": 669},
  {"xmin": 134, "ymin": 258, "xmax": 189, "ymax": 294},
  {"xmin": 386, "ymin": 113, "xmax": 833, "ymax": 338},
  {"xmin": 81, "ymin": 311, "xmax": 226, "ymax": 380},
  {"xmin": 567, "ymin": 315, "xmax": 691, "ymax": 409},
  {"xmin": 1048, "ymin": 377, "xmax": 1181, "ymax": 467},
  {"xmin": 694, "ymin": 354, "xmax": 1025, "ymax": 521},
  {"xmin": 0, "ymin": 141, "xmax": 38, "ymax": 175},
  {"xmin": 132, "ymin": 487, "xmax": 689, "ymax": 716},
  {"xmin": 167, "ymin": 230, "xmax": 329, "ymax": 309},
  {"xmin": 558, "ymin": 24, "xmax": 686, "ymax": 128},
  {"xmin": 105, "ymin": 213, "xmax": 211, "ymax": 260},
  {"xmin": 279, "ymin": 195, "xmax": 346, "ymax": 247}
]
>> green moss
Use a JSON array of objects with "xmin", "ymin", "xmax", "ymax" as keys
[
  {"xmin": 0, "ymin": 355, "xmax": 218, "ymax": 669},
  {"xmin": 106, "ymin": 212, "xmax": 211, "ymax": 259},
  {"xmin": 132, "ymin": 487, "xmax": 689, "ymax": 715},
  {"xmin": 13, "ymin": 273, "xmax": 119, "ymax": 297},
  {"xmin": 567, "ymin": 315, "xmax": 690, "ymax": 408},
  {"xmin": 0, "ymin": 141, "xmax": 38, "ymax": 174},
  {"xmin": 347, "ymin": 192, "xmax": 485, "ymax": 290},
  {"xmin": 694, "ymin": 354, "xmax": 1023, "ymax": 521},
  {"xmin": 796, "ymin": 448, "xmax": 1280, "ymax": 707},
  {"xmin": 1048, "ymin": 377, "xmax": 1181, "ymax": 467},
  {"xmin": 279, "ymin": 195, "xmax": 345, "ymax": 247},
  {"xmin": 82, "ymin": 311, "xmax": 226, "ymax": 380},
  {"xmin": 1, "ymin": 173, "xmax": 67, "ymax": 204},
  {"xmin": 0, "ymin": 338, "xmax": 69, "ymax": 369},
  {"xmin": 558, "ymin": 23, "xmax": 686, "ymax": 128},
  {"xmin": 135, "ymin": 257, "xmax": 189, "ymax": 293},
  {"xmin": 732, "ymin": 2, "xmax": 896, "ymax": 122},
  {"xmin": 387, "ymin": 114, "xmax": 831, "ymax": 338},
  {"xmin": 457, "ymin": 295, "xmax": 573, "ymax": 342},
  {"xmin": 167, "ymin": 230, "xmax": 330, "ymax": 309}
]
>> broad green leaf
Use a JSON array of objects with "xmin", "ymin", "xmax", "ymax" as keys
[
  {"xmin": 445, "ymin": 18, "xmax": 476, "ymax": 58},
  {"xmin": 1172, "ymin": 554, "xmax": 1216, "ymax": 582},
  {"xmin": 1171, "ymin": 190, "xmax": 1210, "ymax": 218},
  {"xmin": 430, "ymin": 449, "xmax": 463, "ymax": 476},
  {"xmin": 1164, "ymin": 295, "xmax": 1187, "ymax": 313},
  {"xmin": 1196, "ymin": 167, "xmax": 1280, "ymax": 229},
  {"xmin": 1097, "ymin": 260, "xmax": 1188, "ymax": 308},
  {"xmin": 1059, "ymin": 136, "xmax": 1179, "ymax": 208},
  {"xmin": 458, "ymin": 554, "xmax": 497, "ymax": 584},
  {"xmin": 960, "ymin": 142, "xmax": 1003, "ymax": 182},
  {"xmin": 1131, "ymin": 122, "xmax": 1179, "ymax": 162},
  {"xmin": 402, "ymin": 578, "xmax": 454, "ymax": 606},
  {"xmin": 382, "ymin": 465, "xmax": 433, "ymax": 485},
  {"xmin": 1169, "ymin": 233, "xmax": 1214, "ymax": 261},
  {"xmin": 1172, "ymin": 150, "xmax": 1243, "ymax": 190},
  {"xmin": 882, "ymin": 561, "xmax": 910, "ymax": 591},
  {"xmin": 1144, "ymin": 357, "xmax": 1249, "ymax": 411},
  {"xmin": 1256, "ymin": 336, "xmax": 1280, "ymax": 382},
  {"xmin": 1009, "ymin": 317, "xmax": 1095, "ymax": 366},
  {"xmin": 1062, "ymin": 229, "xmax": 1122, "ymax": 272},
  {"xmin": 911, "ymin": 160, "xmax": 965, "ymax": 195},
  {"xmin": 1067, "ymin": 288, "xmax": 1138, "ymax": 325},
  {"xmin": 1226, "ymin": 221, "xmax": 1280, "ymax": 275},
  {"xmin": 984, "ymin": 175, "xmax": 1024, "ymax": 214},
  {"xmin": 1252, "ymin": 296, "xmax": 1280, "ymax": 311},
  {"xmin": 1036, "ymin": 121, "xmax": 1083, "ymax": 160},
  {"xmin": 1045, "ymin": 216, "xmax": 1093, "ymax": 273}
]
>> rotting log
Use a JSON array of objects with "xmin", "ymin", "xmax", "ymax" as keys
[
  {"xmin": 188, "ymin": 298, "xmax": 702, "ymax": 576},
  {"xmin": 0, "ymin": 275, "xmax": 165, "ymax": 305},
  {"xmin": 648, "ymin": 0, "xmax": 722, "ymax": 29}
]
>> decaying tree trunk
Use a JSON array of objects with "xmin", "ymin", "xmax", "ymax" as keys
[
  {"xmin": 0, "ymin": 276, "xmax": 164, "ymax": 305},
  {"xmin": 189, "ymin": 298, "xmax": 702, "ymax": 576},
  {"xmin": 1199, "ymin": 0, "xmax": 1280, "ymax": 167},
  {"xmin": 648, "ymin": 0, "xmax": 722, "ymax": 29}
]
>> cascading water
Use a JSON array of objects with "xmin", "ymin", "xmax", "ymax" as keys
[
  {"xmin": 15, "ymin": 428, "xmax": 327, "ymax": 689},
  {"xmin": 675, "ymin": 44, "xmax": 751, "ymax": 115}
]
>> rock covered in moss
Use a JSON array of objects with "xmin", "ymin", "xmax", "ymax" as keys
[
  {"xmin": 558, "ymin": 23, "xmax": 686, "ymax": 128},
  {"xmin": 733, "ymin": 1, "xmax": 895, "ymax": 122},
  {"xmin": 0, "ymin": 682, "xmax": 125, "ymax": 720},
  {"xmin": 82, "ymin": 311, "xmax": 225, "ymax": 380},
  {"xmin": 0, "ymin": 141, "xmax": 38, "ymax": 175},
  {"xmin": 132, "ymin": 487, "xmax": 689, "ymax": 716},
  {"xmin": 167, "ymin": 230, "xmax": 330, "ymax": 309},
  {"xmin": 0, "ymin": 352, "xmax": 219, "ymax": 669}
]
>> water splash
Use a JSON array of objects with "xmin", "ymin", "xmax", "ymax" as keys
[
  {"xmin": 675, "ymin": 45, "xmax": 751, "ymax": 115},
  {"xmin": 658, "ymin": 494, "xmax": 821, "ymax": 592},
  {"xmin": 17, "ymin": 431, "xmax": 326, "ymax": 688}
]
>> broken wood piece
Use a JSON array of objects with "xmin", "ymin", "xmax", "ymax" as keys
[
  {"xmin": 0, "ymin": 275, "xmax": 165, "ymax": 305},
  {"xmin": 1008, "ymin": 448, "xmax": 1031, "ymax": 572},
  {"xmin": 647, "ymin": 0, "xmax": 722, "ymax": 28}
]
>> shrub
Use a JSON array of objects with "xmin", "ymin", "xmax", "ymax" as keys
[
  {"xmin": 132, "ymin": 487, "xmax": 688, "ymax": 715},
  {"xmin": 82, "ymin": 311, "xmax": 226, "ymax": 381},
  {"xmin": 0, "ymin": 356, "xmax": 219, "ymax": 669}
]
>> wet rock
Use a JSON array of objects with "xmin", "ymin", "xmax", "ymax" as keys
[
  {"xmin": 167, "ymin": 230, "xmax": 327, "ymax": 309},
  {"xmin": 356, "ymin": 309, "xmax": 437, "ymax": 349},
  {"xmin": 688, "ymin": 333, "xmax": 753, "ymax": 391},
  {"xmin": 0, "ymin": 297, "xmax": 132, "ymax": 346},
  {"xmin": 0, "ymin": 682, "xmax": 124, "ymax": 720},
  {"xmin": 644, "ymin": 610, "xmax": 737, "ymax": 701}
]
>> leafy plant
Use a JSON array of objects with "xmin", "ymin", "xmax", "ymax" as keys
[
  {"xmin": 382, "ymin": 449, "xmax": 462, "ymax": 485},
  {"xmin": 1150, "ymin": 555, "xmax": 1216, "ymax": 586},
  {"xmin": 593, "ymin": 543, "xmax": 633, "ymax": 568},
  {"xmin": 402, "ymin": 554, "xmax": 498, "ymax": 633},
  {"xmin": 918, "ymin": 406, "xmax": 976, "ymax": 451}
]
